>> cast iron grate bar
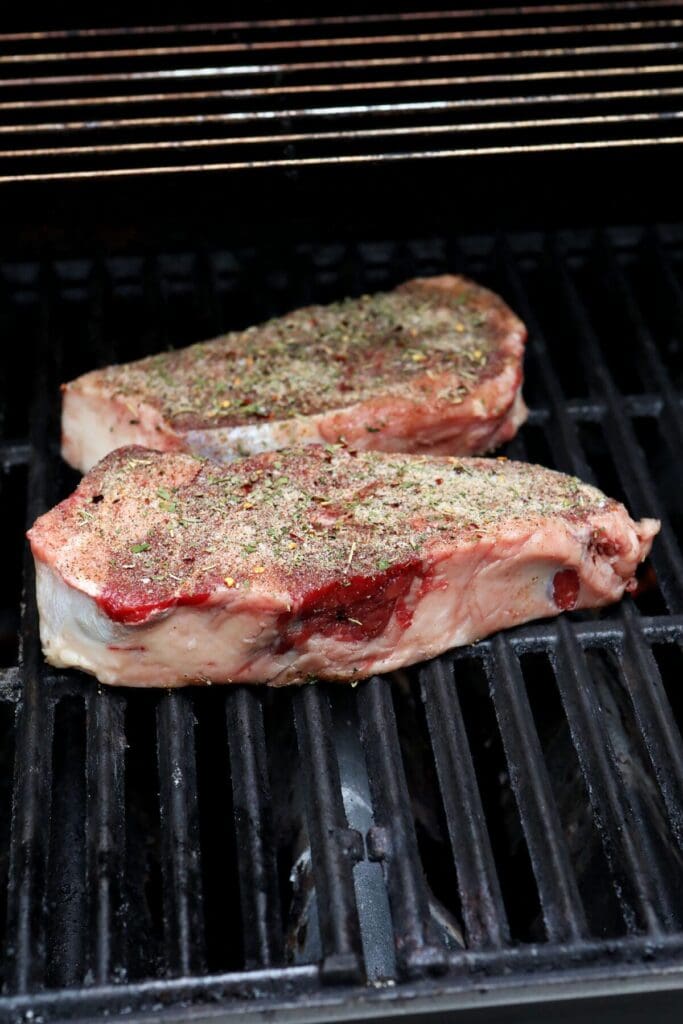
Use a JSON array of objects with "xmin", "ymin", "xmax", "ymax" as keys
[
  {"xmin": 85, "ymin": 689, "xmax": 127, "ymax": 985},
  {"xmin": 649, "ymin": 224, "xmax": 683, "ymax": 327},
  {"xmin": 1, "ymin": 225, "xmax": 683, "ymax": 1019},
  {"xmin": 292, "ymin": 686, "xmax": 364, "ymax": 983},
  {"xmin": 486, "ymin": 635, "xmax": 587, "ymax": 942},
  {"xmin": 552, "ymin": 616, "xmax": 683, "ymax": 933},
  {"xmin": 155, "ymin": 691, "xmax": 206, "ymax": 976},
  {"xmin": 548, "ymin": 238, "xmax": 683, "ymax": 611},
  {"xmin": 225, "ymin": 687, "xmax": 283, "ymax": 969},
  {"xmin": 617, "ymin": 599, "xmax": 683, "ymax": 853},
  {"xmin": 495, "ymin": 237, "xmax": 593, "ymax": 480},
  {"xmin": 357, "ymin": 677, "xmax": 447, "ymax": 976},
  {"xmin": 0, "ymin": 441, "xmax": 31, "ymax": 467},
  {"xmin": 499, "ymin": 234, "xmax": 683, "ymax": 910},
  {"xmin": 599, "ymin": 236, "xmax": 683, "ymax": 450},
  {"xmin": 5, "ymin": 269, "xmax": 57, "ymax": 992},
  {"xmin": 419, "ymin": 658, "xmax": 510, "ymax": 949}
]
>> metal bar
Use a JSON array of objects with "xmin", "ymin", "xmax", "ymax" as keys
[
  {"xmin": 85, "ymin": 689, "xmax": 127, "ymax": 985},
  {"xmin": 617, "ymin": 600, "xmax": 683, "ymax": 853},
  {"xmin": 4, "ymin": 108, "xmax": 682, "ymax": 162},
  {"xmin": 2, "ymin": 20, "xmax": 680, "ymax": 65},
  {"xmin": 496, "ymin": 241, "xmax": 683, "ymax": 891},
  {"xmin": 5, "ymin": 109, "xmax": 682, "ymax": 163},
  {"xmin": 486, "ymin": 635, "xmax": 587, "ymax": 942},
  {"xmin": 6, "ymin": 89, "xmax": 683, "ymax": 136},
  {"xmin": 225, "ymin": 687, "xmax": 283, "ymax": 969},
  {"xmin": 552, "ymin": 616, "xmax": 681, "ymax": 933},
  {"xmin": 449, "ymin": 613, "xmax": 683, "ymax": 653},
  {"xmin": 649, "ymin": 225, "xmax": 683, "ymax": 330},
  {"xmin": 156, "ymin": 691, "xmax": 206, "ymax": 976},
  {"xmin": 1, "ymin": 41, "xmax": 680, "ymax": 90},
  {"xmin": 0, "ymin": 667, "xmax": 21, "ymax": 700},
  {"xmin": 548, "ymin": 240, "xmax": 683, "ymax": 612},
  {"xmin": 2, "ymin": 63, "xmax": 683, "ymax": 112},
  {"xmin": 292, "ymin": 686, "xmax": 364, "ymax": 983},
  {"xmin": 419, "ymin": 658, "xmax": 510, "ymax": 949},
  {"xmin": 357, "ymin": 677, "xmax": 445, "ymax": 977},
  {"xmin": 598, "ymin": 235, "xmax": 683, "ymax": 449},
  {"xmin": 87, "ymin": 257, "xmax": 115, "ymax": 367},
  {"xmin": 44, "ymin": 697, "xmax": 87, "ymax": 988},
  {"xmin": 2, "ymin": 135, "xmax": 683, "ymax": 183},
  {"xmin": 496, "ymin": 238, "xmax": 594, "ymax": 480},
  {"xmin": 0, "ymin": 440, "xmax": 31, "ymax": 467},
  {"xmin": 5, "ymin": 268, "xmax": 57, "ymax": 993},
  {"xmin": 1, "ymin": 4, "xmax": 676, "ymax": 42}
]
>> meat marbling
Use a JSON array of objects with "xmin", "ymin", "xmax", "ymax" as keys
[
  {"xmin": 61, "ymin": 275, "xmax": 527, "ymax": 472},
  {"xmin": 28, "ymin": 445, "xmax": 658, "ymax": 688}
]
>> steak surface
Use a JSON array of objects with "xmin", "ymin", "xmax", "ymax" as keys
[
  {"xmin": 61, "ymin": 275, "xmax": 527, "ymax": 472},
  {"xmin": 28, "ymin": 445, "xmax": 658, "ymax": 688}
]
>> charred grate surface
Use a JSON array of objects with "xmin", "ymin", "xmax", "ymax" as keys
[
  {"xmin": 0, "ymin": 3, "xmax": 682, "ymax": 181},
  {"xmin": 0, "ymin": 224, "xmax": 683, "ymax": 1020}
]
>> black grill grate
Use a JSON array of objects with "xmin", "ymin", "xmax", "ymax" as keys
[
  {"xmin": 0, "ymin": 3, "xmax": 683, "ymax": 181},
  {"xmin": 1, "ymin": 225, "xmax": 683, "ymax": 1021}
]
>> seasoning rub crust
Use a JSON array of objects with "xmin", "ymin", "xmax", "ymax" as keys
[
  {"xmin": 28, "ymin": 445, "xmax": 658, "ymax": 688},
  {"xmin": 61, "ymin": 275, "xmax": 527, "ymax": 472}
]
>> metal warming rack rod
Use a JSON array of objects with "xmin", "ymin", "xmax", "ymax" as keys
[{"xmin": 0, "ymin": 2, "xmax": 682, "ymax": 181}]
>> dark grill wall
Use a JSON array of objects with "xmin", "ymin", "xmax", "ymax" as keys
[{"xmin": 1, "ymin": 225, "xmax": 683, "ymax": 1022}]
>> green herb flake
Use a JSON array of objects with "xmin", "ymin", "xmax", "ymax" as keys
[{"xmin": 131, "ymin": 542, "xmax": 150, "ymax": 554}]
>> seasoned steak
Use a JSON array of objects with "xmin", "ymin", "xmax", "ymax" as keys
[
  {"xmin": 28, "ymin": 445, "xmax": 658, "ymax": 688},
  {"xmin": 61, "ymin": 275, "xmax": 527, "ymax": 472}
]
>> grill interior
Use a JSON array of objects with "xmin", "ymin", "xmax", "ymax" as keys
[
  {"xmin": 0, "ymin": 1, "xmax": 682, "ymax": 181},
  {"xmin": 1, "ymin": 224, "xmax": 683, "ymax": 1021}
]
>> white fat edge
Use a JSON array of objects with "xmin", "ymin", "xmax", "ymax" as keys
[
  {"xmin": 183, "ymin": 415, "xmax": 329, "ymax": 462},
  {"xmin": 35, "ymin": 559, "xmax": 122, "ymax": 671},
  {"xmin": 62, "ymin": 382, "xmax": 179, "ymax": 472},
  {"xmin": 34, "ymin": 559, "xmax": 289, "ymax": 687}
]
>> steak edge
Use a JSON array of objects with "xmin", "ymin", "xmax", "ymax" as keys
[
  {"xmin": 62, "ymin": 274, "xmax": 527, "ymax": 472},
  {"xmin": 28, "ymin": 445, "xmax": 658, "ymax": 688}
]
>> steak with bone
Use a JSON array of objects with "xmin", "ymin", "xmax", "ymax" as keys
[
  {"xmin": 28, "ymin": 445, "xmax": 658, "ymax": 688},
  {"xmin": 61, "ymin": 275, "xmax": 527, "ymax": 472}
]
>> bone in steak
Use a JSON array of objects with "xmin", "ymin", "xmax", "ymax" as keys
[
  {"xmin": 61, "ymin": 275, "xmax": 527, "ymax": 472},
  {"xmin": 28, "ymin": 445, "xmax": 658, "ymax": 688}
]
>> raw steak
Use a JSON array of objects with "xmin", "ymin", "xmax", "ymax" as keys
[
  {"xmin": 61, "ymin": 275, "xmax": 527, "ymax": 472},
  {"xmin": 28, "ymin": 445, "xmax": 658, "ymax": 688}
]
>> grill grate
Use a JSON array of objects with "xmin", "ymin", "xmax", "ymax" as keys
[
  {"xmin": 1, "ymin": 224, "xmax": 683, "ymax": 1020},
  {"xmin": 1, "ymin": 3, "xmax": 683, "ymax": 182}
]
